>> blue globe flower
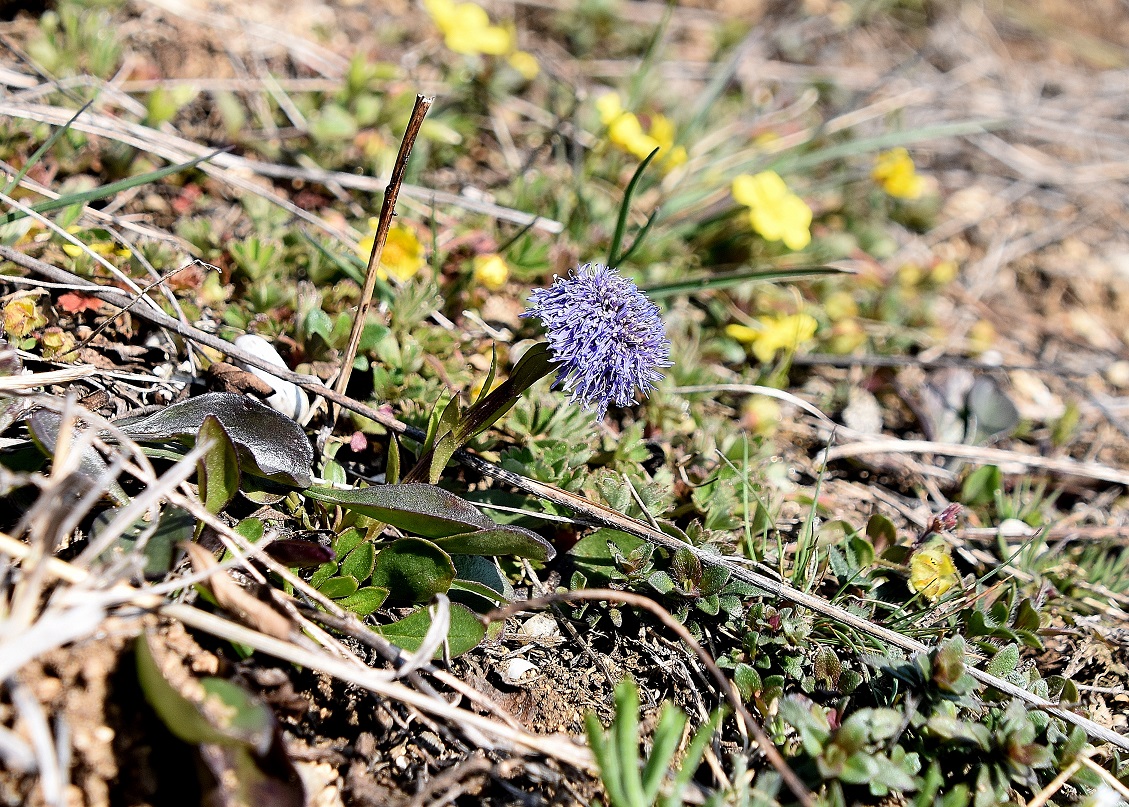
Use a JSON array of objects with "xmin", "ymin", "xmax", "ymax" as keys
[{"xmin": 522, "ymin": 264, "xmax": 672, "ymax": 419}]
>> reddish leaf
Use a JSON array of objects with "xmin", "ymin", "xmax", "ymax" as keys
[{"xmin": 57, "ymin": 292, "xmax": 104, "ymax": 314}]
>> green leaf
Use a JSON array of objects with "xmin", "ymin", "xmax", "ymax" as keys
[
  {"xmin": 432, "ymin": 526, "xmax": 555, "ymax": 561},
  {"xmin": 370, "ymin": 537, "xmax": 456, "ymax": 603},
  {"xmin": 340, "ymin": 541, "xmax": 376, "ymax": 582},
  {"xmin": 642, "ymin": 265, "xmax": 845, "ymax": 299},
  {"xmin": 136, "ymin": 635, "xmax": 273, "ymax": 754},
  {"xmin": 317, "ymin": 575, "xmax": 359, "ymax": 599},
  {"xmin": 333, "ymin": 527, "xmax": 365, "ymax": 557},
  {"xmin": 960, "ymin": 465, "xmax": 1001, "ymax": 507},
  {"xmin": 197, "ymin": 414, "xmax": 240, "ymax": 514},
  {"xmin": 198, "ymin": 678, "xmax": 274, "ymax": 755},
  {"xmin": 119, "ymin": 393, "xmax": 313, "ymax": 487},
  {"xmin": 304, "ymin": 483, "xmax": 493, "ymax": 538},
  {"xmin": 136, "ymin": 635, "xmax": 234, "ymax": 747},
  {"xmin": 376, "ymin": 602, "xmax": 486, "ymax": 657},
  {"xmin": 90, "ymin": 505, "xmax": 194, "ymax": 578},
  {"xmin": 866, "ymin": 513, "xmax": 898, "ymax": 548},
  {"xmin": 985, "ymin": 643, "xmax": 1020, "ymax": 678},
  {"xmin": 608, "ymin": 147, "xmax": 659, "ymax": 269},
  {"xmin": 26, "ymin": 408, "xmax": 129, "ymax": 505},
  {"xmin": 734, "ymin": 663, "xmax": 761, "ymax": 701},
  {"xmin": 336, "ymin": 586, "xmax": 388, "ymax": 615}
]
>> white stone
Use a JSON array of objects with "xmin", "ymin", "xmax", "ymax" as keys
[{"xmin": 233, "ymin": 334, "xmax": 311, "ymax": 423}]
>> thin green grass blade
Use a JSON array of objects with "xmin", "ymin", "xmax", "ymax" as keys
[
  {"xmin": 627, "ymin": 0, "xmax": 676, "ymax": 109},
  {"xmin": 766, "ymin": 120, "xmax": 1003, "ymax": 175},
  {"xmin": 616, "ymin": 207, "xmax": 660, "ymax": 267},
  {"xmin": 643, "ymin": 264, "xmax": 846, "ymax": 299},
  {"xmin": 608, "ymin": 147, "xmax": 660, "ymax": 269},
  {"xmin": 3, "ymin": 96, "xmax": 98, "ymax": 197},
  {"xmin": 0, "ymin": 147, "xmax": 228, "ymax": 225}
]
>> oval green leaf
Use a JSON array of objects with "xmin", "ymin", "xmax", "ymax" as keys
[
  {"xmin": 433, "ymin": 526, "xmax": 555, "ymax": 561},
  {"xmin": 119, "ymin": 392, "xmax": 313, "ymax": 488},
  {"xmin": 370, "ymin": 537, "xmax": 456, "ymax": 603},
  {"xmin": 340, "ymin": 541, "xmax": 376, "ymax": 582},
  {"xmin": 336, "ymin": 586, "xmax": 389, "ymax": 616},
  {"xmin": 197, "ymin": 414, "xmax": 240, "ymax": 514},
  {"xmin": 304, "ymin": 483, "xmax": 493, "ymax": 538},
  {"xmin": 317, "ymin": 575, "xmax": 359, "ymax": 599},
  {"xmin": 376, "ymin": 602, "xmax": 486, "ymax": 658}
]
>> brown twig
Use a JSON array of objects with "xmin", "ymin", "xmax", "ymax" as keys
[
  {"xmin": 484, "ymin": 588, "xmax": 815, "ymax": 807},
  {"xmin": 332, "ymin": 94, "xmax": 432, "ymax": 429}
]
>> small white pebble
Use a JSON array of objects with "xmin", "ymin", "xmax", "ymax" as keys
[
  {"xmin": 1107, "ymin": 360, "xmax": 1129, "ymax": 389},
  {"xmin": 502, "ymin": 658, "xmax": 538, "ymax": 684},
  {"xmin": 519, "ymin": 613, "xmax": 559, "ymax": 639},
  {"xmin": 233, "ymin": 334, "xmax": 310, "ymax": 423}
]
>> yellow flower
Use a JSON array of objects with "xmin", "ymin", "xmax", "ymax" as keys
[
  {"xmin": 472, "ymin": 254, "xmax": 509, "ymax": 291},
  {"xmin": 357, "ymin": 220, "xmax": 426, "ymax": 283},
  {"xmin": 741, "ymin": 396, "xmax": 781, "ymax": 438},
  {"xmin": 908, "ymin": 540, "xmax": 959, "ymax": 602},
  {"xmin": 732, "ymin": 172, "xmax": 812, "ymax": 251},
  {"xmin": 2, "ymin": 297, "xmax": 47, "ymax": 338},
  {"xmin": 424, "ymin": 0, "xmax": 512, "ymax": 56},
  {"xmin": 597, "ymin": 93, "xmax": 686, "ymax": 169},
  {"xmin": 507, "ymin": 50, "xmax": 539, "ymax": 80},
  {"xmin": 726, "ymin": 313, "xmax": 818, "ymax": 364},
  {"xmin": 872, "ymin": 148, "xmax": 924, "ymax": 200},
  {"xmin": 41, "ymin": 326, "xmax": 76, "ymax": 362}
]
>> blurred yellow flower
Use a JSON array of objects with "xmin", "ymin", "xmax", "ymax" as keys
[
  {"xmin": 930, "ymin": 260, "xmax": 958, "ymax": 285},
  {"xmin": 473, "ymin": 254, "xmax": 510, "ymax": 291},
  {"xmin": 596, "ymin": 93, "xmax": 686, "ymax": 170},
  {"xmin": 726, "ymin": 312, "xmax": 818, "ymax": 364},
  {"xmin": 357, "ymin": 220, "xmax": 426, "ymax": 283},
  {"xmin": 2, "ymin": 297, "xmax": 46, "ymax": 338},
  {"xmin": 741, "ymin": 395, "xmax": 781, "ymax": 438},
  {"xmin": 424, "ymin": 0, "xmax": 511, "ymax": 55},
  {"xmin": 872, "ymin": 148, "xmax": 924, "ymax": 200},
  {"xmin": 823, "ymin": 291, "xmax": 858, "ymax": 322},
  {"xmin": 908, "ymin": 540, "xmax": 959, "ymax": 602},
  {"xmin": 732, "ymin": 171, "xmax": 812, "ymax": 251},
  {"xmin": 507, "ymin": 50, "xmax": 539, "ymax": 80}
]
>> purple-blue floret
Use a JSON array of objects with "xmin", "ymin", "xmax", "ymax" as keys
[{"xmin": 522, "ymin": 263, "xmax": 672, "ymax": 419}]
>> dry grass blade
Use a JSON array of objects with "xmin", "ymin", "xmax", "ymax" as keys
[
  {"xmin": 333, "ymin": 95, "xmax": 432, "ymax": 426},
  {"xmin": 183, "ymin": 542, "xmax": 294, "ymax": 641}
]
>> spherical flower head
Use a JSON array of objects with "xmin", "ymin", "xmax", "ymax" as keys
[{"xmin": 522, "ymin": 264, "xmax": 672, "ymax": 419}]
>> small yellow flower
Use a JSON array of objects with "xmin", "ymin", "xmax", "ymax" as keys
[
  {"xmin": 742, "ymin": 396, "xmax": 781, "ymax": 438},
  {"xmin": 597, "ymin": 93, "xmax": 686, "ymax": 169},
  {"xmin": 424, "ymin": 0, "xmax": 512, "ymax": 55},
  {"xmin": 968, "ymin": 320, "xmax": 996, "ymax": 355},
  {"xmin": 930, "ymin": 260, "xmax": 958, "ymax": 285},
  {"xmin": 823, "ymin": 291, "xmax": 858, "ymax": 322},
  {"xmin": 472, "ymin": 254, "xmax": 509, "ymax": 291},
  {"xmin": 507, "ymin": 50, "xmax": 539, "ymax": 80},
  {"xmin": 40, "ymin": 326, "xmax": 76, "ymax": 362},
  {"xmin": 732, "ymin": 172, "xmax": 812, "ymax": 251},
  {"xmin": 357, "ymin": 220, "xmax": 426, "ymax": 283},
  {"xmin": 872, "ymin": 148, "xmax": 925, "ymax": 200},
  {"xmin": 726, "ymin": 313, "xmax": 818, "ymax": 364},
  {"xmin": 908, "ymin": 540, "xmax": 959, "ymax": 602},
  {"xmin": 2, "ymin": 297, "xmax": 47, "ymax": 338}
]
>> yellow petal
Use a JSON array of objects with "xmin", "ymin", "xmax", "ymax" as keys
[
  {"xmin": 473, "ymin": 254, "xmax": 510, "ymax": 291},
  {"xmin": 595, "ymin": 93, "xmax": 624, "ymax": 125},
  {"xmin": 507, "ymin": 50, "xmax": 539, "ymax": 80},
  {"xmin": 909, "ymin": 541, "xmax": 959, "ymax": 602}
]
